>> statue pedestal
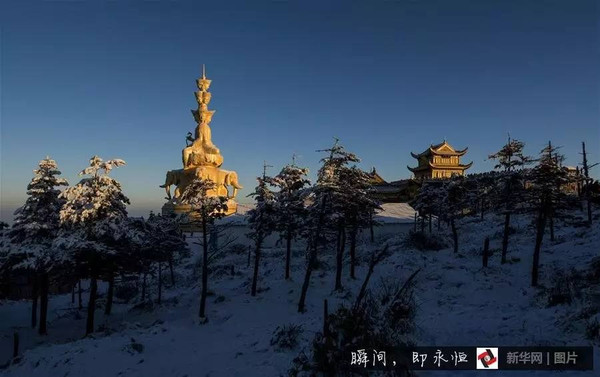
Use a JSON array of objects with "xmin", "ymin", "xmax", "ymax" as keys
[{"xmin": 162, "ymin": 199, "xmax": 238, "ymax": 231}]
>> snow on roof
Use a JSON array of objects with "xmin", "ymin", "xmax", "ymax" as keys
[{"xmin": 374, "ymin": 202, "xmax": 416, "ymax": 224}]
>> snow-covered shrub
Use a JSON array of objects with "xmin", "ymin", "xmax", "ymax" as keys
[
  {"xmin": 589, "ymin": 257, "xmax": 600, "ymax": 281},
  {"xmin": 376, "ymin": 279, "xmax": 417, "ymax": 335},
  {"xmin": 546, "ymin": 269, "xmax": 578, "ymax": 307},
  {"xmin": 402, "ymin": 230, "xmax": 448, "ymax": 251},
  {"xmin": 290, "ymin": 279, "xmax": 416, "ymax": 376},
  {"xmin": 115, "ymin": 281, "xmax": 139, "ymax": 302},
  {"xmin": 585, "ymin": 316, "xmax": 600, "ymax": 341},
  {"xmin": 227, "ymin": 243, "xmax": 247, "ymax": 255},
  {"xmin": 123, "ymin": 338, "xmax": 144, "ymax": 354},
  {"xmin": 270, "ymin": 323, "xmax": 303, "ymax": 351}
]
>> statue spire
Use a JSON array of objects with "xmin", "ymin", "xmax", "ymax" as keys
[{"xmin": 182, "ymin": 65, "xmax": 222, "ymax": 169}]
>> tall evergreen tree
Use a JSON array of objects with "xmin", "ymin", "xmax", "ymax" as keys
[
  {"xmin": 488, "ymin": 137, "xmax": 532, "ymax": 263},
  {"xmin": 580, "ymin": 141, "xmax": 598, "ymax": 226},
  {"xmin": 247, "ymin": 171, "xmax": 278, "ymax": 296},
  {"xmin": 528, "ymin": 142, "xmax": 570, "ymax": 287},
  {"xmin": 56, "ymin": 156, "xmax": 129, "ymax": 335},
  {"xmin": 11, "ymin": 157, "xmax": 69, "ymax": 244},
  {"xmin": 271, "ymin": 163, "xmax": 310, "ymax": 280},
  {"xmin": 298, "ymin": 139, "xmax": 358, "ymax": 311},
  {"xmin": 443, "ymin": 176, "xmax": 471, "ymax": 253},
  {"xmin": 8, "ymin": 157, "xmax": 68, "ymax": 334},
  {"xmin": 146, "ymin": 212, "xmax": 188, "ymax": 289},
  {"xmin": 338, "ymin": 166, "xmax": 381, "ymax": 280},
  {"xmin": 179, "ymin": 178, "xmax": 227, "ymax": 322},
  {"xmin": 412, "ymin": 181, "xmax": 445, "ymax": 233}
]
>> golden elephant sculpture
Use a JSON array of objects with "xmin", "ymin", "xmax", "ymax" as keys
[
  {"xmin": 193, "ymin": 167, "xmax": 243, "ymax": 198},
  {"xmin": 159, "ymin": 169, "xmax": 190, "ymax": 200},
  {"xmin": 160, "ymin": 168, "xmax": 243, "ymax": 201}
]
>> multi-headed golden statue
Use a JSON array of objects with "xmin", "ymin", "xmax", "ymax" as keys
[{"xmin": 161, "ymin": 66, "xmax": 242, "ymax": 216}]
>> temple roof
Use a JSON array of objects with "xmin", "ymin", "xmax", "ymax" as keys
[
  {"xmin": 369, "ymin": 167, "xmax": 387, "ymax": 184},
  {"xmin": 410, "ymin": 141, "xmax": 468, "ymax": 158},
  {"xmin": 407, "ymin": 161, "xmax": 473, "ymax": 172},
  {"xmin": 371, "ymin": 179, "xmax": 420, "ymax": 191}
]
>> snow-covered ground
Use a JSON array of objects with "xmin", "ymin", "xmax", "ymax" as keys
[{"xmin": 1, "ymin": 210, "xmax": 598, "ymax": 376}]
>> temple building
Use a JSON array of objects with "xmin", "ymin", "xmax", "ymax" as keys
[{"xmin": 407, "ymin": 140, "xmax": 472, "ymax": 180}]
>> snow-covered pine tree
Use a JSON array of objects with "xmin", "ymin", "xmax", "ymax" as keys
[
  {"xmin": 444, "ymin": 175, "xmax": 471, "ymax": 253},
  {"xmin": 122, "ymin": 216, "xmax": 153, "ymax": 302},
  {"xmin": 528, "ymin": 141, "xmax": 571, "ymax": 287},
  {"xmin": 8, "ymin": 157, "xmax": 68, "ymax": 334},
  {"xmin": 318, "ymin": 145, "xmax": 363, "ymax": 292},
  {"xmin": 471, "ymin": 172, "xmax": 498, "ymax": 220},
  {"xmin": 0, "ymin": 222, "xmax": 11, "ymax": 298},
  {"xmin": 580, "ymin": 141, "xmax": 598, "ymax": 226},
  {"xmin": 146, "ymin": 212, "xmax": 188, "ymax": 292},
  {"xmin": 297, "ymin": 139, "xmax": 358, "ymax": 311},
  {"xmin": 247, "ymin": 169, "xmax": 278, "ymax": 296},
  {"xmin": 412, "ymin": 180, "xmax": 445, "ymax": 233},
  {"xmin": 56, "ymin": 156, "xmax": 129, "ymax": 335},
  {"xmin": 271, "ymin": 163, "xmax": 310, "ymax": 280},
  {"xmin": 488, "ymin": 137, "xmax": 532, "ymax": 264},
  {"xmin": 338, "ymin": 166, "xmax": 381, "ymax": 280},
  {"xmin": 488, "ymin": 137, "xmax": 533, "ymax": 172},
  {"xmin": 11, "ymin": 157, "xmax": 69, "ymax": 244},
  {"xmin": 178, "ymin": 178, "xmax": 227, "ymax": 322}
]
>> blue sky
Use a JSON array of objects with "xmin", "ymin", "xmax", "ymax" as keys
[{"xmin": 1, "ymin": 0, "xmax": 598, "ymax": 220}]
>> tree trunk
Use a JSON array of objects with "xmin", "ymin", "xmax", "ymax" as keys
[
  {"xmin": 437, "ymin": 216, "xmax": 441, "ymax": 231},
  {"xmin": 334, "ymin": 225, "xmax": 342, "ymax": 291},
  {"xmin": 2, "ymin": 268, "xmax": 11, "ymax": 299},
  {"xmin": 78, "ymin": 279, "xmax": 82, "ymax": 310},
  {"xmin": 105, "ymin": 271, "xmax": 114, "ymax": 315},
  {"xmin": 247, "ymin": 246, "xmax": 251, "ymax": 268},
  {"xmin": 549, "ymin": 214, "xmax": 555, "ymax": 241},
  {"xmin": 428, "ymin": 214, "xmax": 432, "ymax": 233},
  {"xmin": 38, "ymin": 271, "xmax": 49, "ymax": 335},
  {"xmin": 251, "ymin": 236, "xmax": 263, "ymax": 297},
  {"xmin": 298, "ymin": 245, "xmax": 315, "ymax": 313},
  {"xmin": 199, "ymin": 217, "xmax": 209, "ymax": 319},
  {"xmin": 31, "ymin": 274, "xmax": 38, "ymax": 328},
  {"xmin": 168, "ymin": 256, "xmax": 175, "ymax": 286},
  {"xmin": 72, "ymin": 283, "xmax": 75, "ymax": 304},
  {"xmin": 141, "ymin": 269, "xmax": 147, "ymax": 302},
  {"xmin": 355, "ymin": 261, "xmax": 376, "ymax": 311},
  {"xmin": 480, "ymin": 198, "xmax": 485, "ymax": 220},
  {"xmin": 451, "ymin": 218, "xmax": 458, "ymax": 253},
  {"xmin": 285, "ymin": 230, "xmax": 292, "ymax": 280},
  {"xmin": 582, "ymin": 141, "xmax": 592, "ymax": 226},
  {"xmin": 12, "ymin": 332, "xmax": 18, "ymax": 359},
  {"xmin": 157, "ymin": 262, "xmax": 162, "ymax": 304},
  {"xmin": 531, "ymin": 210, "xmax": 546, "ymax": 287},
  {"xmin": 482, "ymin": 237, "xmax": 489, "ymax": 268},
  {"xmin": 349, "ymin": 226, "xmax": 358, "ymax": 279},
  {"xmin": 413, "ymin": 213, "xmax": 417, "ymax": 232},
  {"xmin": 420, "ymin": 215, "xmax": 425, "ymax": 232},
  {"xmin": 323, "ymin": 299, "xmax": 329, "ymax": 338},
  {"xmin": 369, "ymin": 215, "xmax": 374, "ymax": 243},
  {"xmin": 86, "ymin": 276, "xmax": 98, "ymax": 336},
  {"xmin": 298, "ymin": 195, "xmax": 327, "ymax": 313},
  {"xmin": 501, "ymin": 212, "xmax": 511, "ymax": 264},
  {"xmin": 334, "ymin": 224, "xmax": 345, "ymax": 291}
]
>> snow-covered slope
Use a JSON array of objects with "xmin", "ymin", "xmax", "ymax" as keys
[{"xmin": 1, "ymin": 210, "xmax": 598, "ymax": 376}]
